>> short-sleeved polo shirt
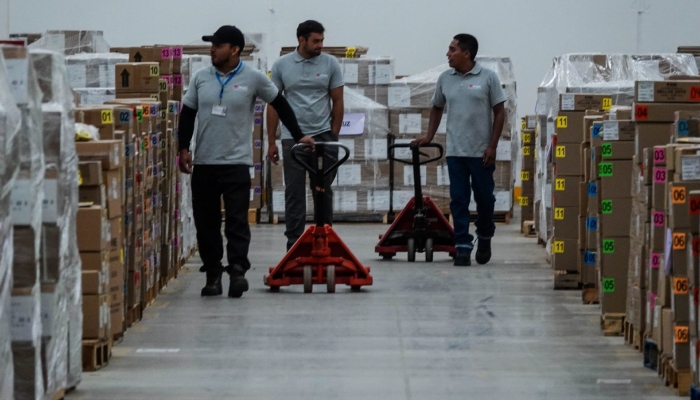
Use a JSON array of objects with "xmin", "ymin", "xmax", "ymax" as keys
[
  {"xmin": 431, "ymin": 63, "xmax": 506, "ymax": 158},
  {"xmin": 270, "ymin": 51, "xmax": 344, "ymax": 139},
  {"xmin": 182, "ymin": 63, "xmax": 279, "ymax": 165}
]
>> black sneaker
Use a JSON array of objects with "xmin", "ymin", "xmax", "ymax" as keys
[
  {"xmin": 201, "ymin": 267, "xmax": 223, "ymax": 296},
  {"xmin": 475, "ymin": 238, "xmax": 492, "ymax": 265},
  {"xmin": 454, "ymin": 248, "xmax": 472, "ymax": 267},
  {"xmin": 226, "ymin": 265, "xmax": 249, "ymax": 298}
]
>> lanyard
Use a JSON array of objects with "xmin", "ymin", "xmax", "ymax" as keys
[{"xmin": 215, "ymin": 61, "xmax": 244, "ymax": 104}]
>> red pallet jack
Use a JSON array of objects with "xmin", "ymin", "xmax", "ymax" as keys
[
  {"xmin": 375, "ymin": 142, "xmax": 456, "ymax": 262},
  {"xmin": 264, "ymin": 142, "xmax": 373, "ymax": 293}
]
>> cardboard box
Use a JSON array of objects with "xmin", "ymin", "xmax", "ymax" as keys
[
  {"xmin": 600, "ymin": 141, "xmax": 635, "ymax": 161},
  {"xmin": 635, "ymin": 123, "xmax": 672, "ymax": 161},
  {"xmin": 553, "ymin": 144, "xmax": 583, "ymax": 176},
  {"xmin": 598, "ymin": 197, "xmax": 633, "ymax": 237},
  {"xmin": 81, "ymin": 271, "xmax": 102, "ymax": 295},
  {"xmin": 598, "ymin": 161, "xmax": 633, "ymax": 199},
  {"xmin": 555, "ymin": 112, "xmax": 585, "ymax": 144},
  {"xmin": 650, "ymin": 210, "xmax": 666, "ymax": 251},
  {"xmin": 662, "ymin": 308, "xmax": 674, "ymax": 357},
  {"xmin": 636, "ymin": 80, "xmax": 700, "ymax": 103},
  {"xmin": 552, "ymin": 176, "xmax": 580, "ymax": 207},
  {"xmin": 103, "ymin": 169, "xmax": 123, "ymax": 218},
  {"xmin": 552, "ymin": 207, "xmax": 578, "ymax": 239},
  {"xmin": 668, "ymin": 183, "xmax": 700, "ymax": 231},
  {"xmin": 559, "ymin": 94, "xmax": 613, "ymax": 112},
  {"xmin": 78, "ymin": 161, "xmax": 103, "ymax": 186},
  {"xmin": 115, "ymin": 62, "xmax": 161, "ymax": 93},
  {"xmin": 108, "ymin": 217, "xmax": 124, "ymax": 254},
  {"xmin": 551, "ymin": 238, "xmax": 579, "ymax": 272},
  {"xmin": 602, "ymin": 120, "xmax": 636, "ymax": 142},
  {"xmin": 82, "ymin": 294, "xmax": 108, "ymax": 339},
  {"xmin": 77, "ymin": 206, "xmax": 107, "ymax": 252},
  {"xmin": 76, "ymin": 140, "xmax": 124, "ymax": 170},
  {"xmin": 633, "ymin": 103, "xmax": 700, "ymax": 123}
]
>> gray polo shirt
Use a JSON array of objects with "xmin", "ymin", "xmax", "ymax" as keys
[
  {"xmin": 432, "ymin": 63, "xmax": 506, "ymax": 158},
  {"xmin": 183, "ymin": 63, "xmax": 279, "ymax": 165},
  {"xmin": 270, "ymin": 51, "xmax": 344, "ymax": 139}
]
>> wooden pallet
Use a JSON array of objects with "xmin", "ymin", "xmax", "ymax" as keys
[
  {"xmin": 126, "ymin": 305, "xmax": 142, "ymax": 328},
  {"xmin": 50, "ymin": 388, "xmax": 65, "ymax": 400},
  {"xmin": 553, "ymin": 271, "xmax": 581, "ymax": 290},
  {"xmin": 248, "ymin": 208, "xmax": 259, "ymax": 224},
  {"xmin": 662, "ymin": 358, "xmax": 692, "ymax": 396},
  {"xmin": 521, "ymin": 220, "xmax": 536, "ymax": 237},
  {"xmin": 582, "ymin": 287, "xmax": 599, "ymax": 304},
  {"xmin": 82, "ymin": 339, "xmax": 111, "ymax": 372},
  {"xmin": 624, "ymin": 320, "xmax": 634, "ymax": 347},
  {"xmin": 600, "ymin": 313, "xmax": 625, "ymax": 336},
  {"xmin": 623, "ymin": 321, "xmax": 643, "ymax": 350}
]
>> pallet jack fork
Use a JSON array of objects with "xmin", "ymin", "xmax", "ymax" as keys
[
  {"xmin": 264, "ymin": 142, "xmax": 373, "ymax": 293},
  {"xmin": 375, "ymin": 142, "xmax": 456, "ymax": 262}
]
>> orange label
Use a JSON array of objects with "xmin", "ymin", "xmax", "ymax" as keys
[
  {"xmin": 673, "ymin": 187, "xmax": 687, "ymax": 204},
  {"xmin": 674, "ymin": 277, "xmax": 689, "ymax": 295},
  {"xmin": 674, "ymin": 232, "xmax": 687, "ymax": 250},
  {"xmin": 676, "ymin": 326, "xmax": 690, "ymax": 344}
]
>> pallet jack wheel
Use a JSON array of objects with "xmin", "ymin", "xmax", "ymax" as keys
[
  {"xmin": 303, "ymin": 266, "xmax": 313, "ymax": 293},
  {"xmin": 425, "ymin": 238, "xmax": 434, "ymax": 262},
  {"xmin": 407, "ymin": 238, "xmax": 416, "ymax": 262},
  {"xmin": 449, "ymin": 252, "xmax": 456, "ymax": 258},
  {"xmin": 326, "ymin": 265, "xmax": 336, "ymax": 293},
  {"xmin": 351, "ymin": 285, "xmax": 362, "ymax": 292},
  {"xmin": 269, "ymin": 286, "xmax": 280, "ymax": 292},
  {"xmin": 381, "ymin": 253, "xmax": 394, "ymax": 260}
]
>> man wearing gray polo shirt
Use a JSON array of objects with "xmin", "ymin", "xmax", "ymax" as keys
[
  {"xmin": 267, "ymin": 20, "xmax": 344, "ymax": 251},
  {"xmin": 179, "ymin": 25, "xmax": 312, "ymax": 298},
  {"xmin": 415, "ymin": 34, "xmax": 506, "ymax": 267}
]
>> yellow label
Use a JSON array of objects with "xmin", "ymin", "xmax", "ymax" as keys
[
  {"xmin": 553, "ymin": 241, "xmax": 565, "ymax": 254},
  {"xmin": 554, "ymin": 207, "xmax": 565, "ymax": 220},
  {"xmin": 161, "ymin": 110, "xmax": 167, "ymax": 120},
  {"xmin": 555, "ymin": 178, "xmax": 565, "ymax": 191},
  {"xmin": 523, "ymin": 146, "xmax": 531, "ymax": 156},
  {"xmin": 77, "ymin": 169, "xmax": 83, "ymax": 186},
  {"xmin": 521, "ymin": 171, "xmax": 530, "ymax": 181},
  {"xmin": 521, "ymin": 120, "xmax": 526, "ymax": 130},
  {"xmin": 120, "ymin": 249, "xmax": 124, "ymax": 264},
  {"xmin": 159, "ymin": 79, "xmax": 168, "ymax": 92},
  {"xmin": 150, "ymin": 94, "xmax": 159, "ymax": 100},
  {"xmin": 556, "ymin": 145, "xmax": 565, "ymax": 158},
  {"xmin": 518, "ymin": 196, "xmax": 529, "ymax": 206},
  {"xmin": 345, "ymin": 47, "xmax": 356, "ymax": 58},
  {"xmin": 556, "ymin": 116, "xmax": 568, "ymax": 128},
  {"xmin": 523, "ymin": 133, "xmax": 531, "ymax": 144},
  {"xmin": 149, "ymin": 64, "xmax": 160, "ymax": 76},
  {"xmin": 101, "ymin": 109, "xmax": 113, "ymax": 125},
  {"xmin": 602, "ymin": 97, "xmax": 612, "ymax": 110},
  {"xmin": 267, "ymin": 71, "xmax": 272, "ymax": 78}
]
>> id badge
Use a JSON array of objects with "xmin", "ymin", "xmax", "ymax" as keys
[{"xmin": 212, "ymin": 105, "xmax": 227, "ymax": 117}]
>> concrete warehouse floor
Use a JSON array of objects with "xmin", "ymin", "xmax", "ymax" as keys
[{"xmin": 69, "ymin": 218, "xmax": 677, "ymax": 400}]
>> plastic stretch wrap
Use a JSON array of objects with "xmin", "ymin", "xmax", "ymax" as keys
[
  {"xmin": 181, "ymin": 55, "xmax": 212, "ymax": 90},
  {"xmin": 338, "ymin": 56, "xmax": 395, "ymax": 106},
  {"xmin": 73, "ymin": 88, "xmax": 115, "ymax": 106},
  {"xmin": 30, "ymin": 49, "xmax": 81, "ymax": 396},
  {"xmin": 3, "ymin": 44, "xmax": 46, "ymax": 400},
  {"xmin": 178, "ymin": 172, "xmax": 196, "ymax": 261},
  {"xmin": 65, "ymin": 53, "xmax": 128, "ymax": 89},
  {"xmin": 28, "ymin": 30, "xmax": 110, "ymax": 56}
]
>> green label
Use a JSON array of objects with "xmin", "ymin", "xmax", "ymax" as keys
[
  {"xmin": 602, "ymin": 239, "xmax": 615, "ymax": 254},
  {"xmin": 599, "ymin": 162, "xmax": 613, "ymax": 177},
  {"xmin": 601, "ymin": 199, "xmax": 613, "ymax": 214},
  {"xmin": 601, "ymin": 142, "xmax": 612, "ymax": 158},
  {"xmin": 602, "ymin": 278, "xmax": 615, "ymax": 293}
]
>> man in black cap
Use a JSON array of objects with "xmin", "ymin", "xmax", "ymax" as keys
[{"xmin": 179, "ymin": 25, "xmax": 313, "ymax": 298}]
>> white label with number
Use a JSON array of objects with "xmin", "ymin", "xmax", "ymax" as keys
[
  {"xmin": 11, "ymin": 179, "xmax": 35, "ymax": 225},
  {"xmin": 399, "ymin": 113, "xmax": 422, "ymax": 134},
  {"xmin": 334, "ymin": 164, "xmax": 362, "ymax": 186},
  {"xmin": 333, "ymin": 190, "xmax": 357, "ymax": 212},
  {"xmin": 368, "ymin": 190, "xmax": 390, "ymax": 211},
  {"xmin": 342, "ymin": 63, "xmax": 359, "ymax": 84},
  {"xmin": 369, "ymin": 64, "xmax": 392, "ymax": 85},
  {"xmin": 637, "ymin": 82, "xmax": 655, "ymax": 102},
  {"xmin": 388, "ymin": 86, "xmax": 411, "ymax": 108},
  {"xmin": 5, "ymin": 57, "xmax": 29, "ymax": 104},
  {"xmin": 11, "ymin": 295, "xmax": 36, "ymax": 342},
  {"xmin": 603, "ymin": 122, "xmax": 619, "ymax": 141},
  {"xmin": 681, "ymin": 156, "xmax": 700, "ymax": 181},
  {"xmin": 561, "ymin": 94, "xmax": 575, "ymax": 111},
  {"xmin": 404, "ymin": 165, "xmax": 427, "ymax": 186},
  {"xmin": 364, "ymin": 139, "xmax": 388, "ymax": 160}
]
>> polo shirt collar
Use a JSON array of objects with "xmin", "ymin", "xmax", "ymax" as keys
[
  {"xmin": 294, "ymin": 49, "xmax": 320, "ymax": 64},
  {"xmin": 214, "ymin": 60, "xmax": 244, "ymax": 77},
  {"xmin": 451, "ymin": 62, "xmax": 482, "ymax": 76}
]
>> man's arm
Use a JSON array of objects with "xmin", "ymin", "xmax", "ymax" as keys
[
  {"xmin": 177, "ymin": 104, "xmax": 197, "ymax": 174},
  {"xmin": 413, "ymin": 106, "xmax": 444, "ymax": 146},
  {"xmin": 329, "ymin": 86, "xmax": 344, "ymax": 137},
  {"xmin": 269, "ymin": 94, "xmax": 313, "ymax": 145},
  {"xmin": 483, "ymin": 101, "xmax": 505, "ymax": 167},
  {"xmin": 266, "ymin": 105, "xmax": 281, "ymax": 164}
]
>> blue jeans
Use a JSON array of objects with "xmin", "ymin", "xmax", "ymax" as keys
[{"xmin": 446, "ymin": 157, "xmax": 496, "ymax": 250}]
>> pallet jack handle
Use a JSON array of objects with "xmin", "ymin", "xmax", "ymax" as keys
[
  {"xmin": 388, "ymin": 142, "xmax": 444, "ymax": 210},
  {"xmin": 290, "ymin": 142, "xmax": 350, "ymax": 227}
]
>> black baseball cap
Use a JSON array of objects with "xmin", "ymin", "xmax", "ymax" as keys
[{"xmin": 202, "ymin": 25, "xmax": 245, "ymax": 48}]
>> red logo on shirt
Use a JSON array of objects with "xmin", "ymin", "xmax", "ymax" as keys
[
  {"xmin": 234, "ymin": 85, "xmax": 239, "ymax": 88},
  {"xmin": 316, "ymin": 74, "xmax": 320, "ymax": 77}
]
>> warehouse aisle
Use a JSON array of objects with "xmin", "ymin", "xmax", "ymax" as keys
[{"xmin": 70, "ymin": 221, "xmax": 676, "ymax": 400}]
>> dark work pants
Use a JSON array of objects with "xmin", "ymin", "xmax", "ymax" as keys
[
  {"xmin": 446, "ymin": 156, "xmax": 496, "ymax": 250},
  {"xmin": 281, "ymin": 131, "xmax": 338, "ymax": 250},
  {"xmin": 191, "ymin": 165, "xmax": 251, "ymax": 273}
]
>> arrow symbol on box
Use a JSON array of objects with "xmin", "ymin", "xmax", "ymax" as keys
[
  {"xmin": 134, "ymin": 51, "xmax": 143, "ymax": 62},
  {"xmin": 121, "ymin": 69, "xmax": 130, "ymax": 87}
]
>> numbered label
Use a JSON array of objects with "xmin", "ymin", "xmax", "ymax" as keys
[
  {"xmin": 672, "ymin": 187, "xmax": 687, "ymax": 204},
  {"xmin": 674, "ymin": 277, "xmax": 689, "ymax": 295},
  {"xmin": 673, "ymin": 232, "xmax": 687, "ymax": 250},
  {"xmin": 586, "ymin": 217, "xmax": 598, "ymax": 231},
  {"xmin": 521, "ymin": 171, "xmax": 530, "ymax": 181},
  {"xmin": 602, "ymin": 278, "xmax": 615, "ymax": 293},
  {"xmin": 101, "ymin": 109, "xmax": 113, "ymax": 124},
  {"xmin": 650, "ymin": 253, "xmax": 660, "ymax": 269},
  {"xmin": 602, "ymin": 97, "xmax": 612, "ymax": 110},
  {"xmin": 602, "ymin": 239, "xmax": 615, "ymax": 254},
  {"xmin": 601, "ymin": 199, "xmax": 612, "ymax": 214},
  {"xmin": 635, "ymin": 104, "xmax": 649, "ymax": 121},
  {"xmin": 118, "ymin": 110, "xmax": 131, "ymax": 123},
  {"xmin": 653, "ymin": 148, "xmax": 666, "ymax": 164},
  {"xmin": 345, "ymin": 47, "xmax": 356, "ymax": 58},
  {"xmin": 142, "ymin": 105, "xmax": 151, "ymax": 117},
  {"xmin": 555, "ymin": 178, "xmax": 565, "ymax": 191},
  {"xmin": 694, "ymin": 237, "xmax": 700, "ymax": 257},
  {"xmin": 599, "ymin": 162, "xmax": 613, "ymax": 177},
  {"xmin": 523, "ymin": 146, "xmax": 531, "ymax": 156},
  {"xmin": 653, "ymin": 211, "xmax": 665, "ymax": 227},
  {"xmin": 556, "ymin": 116, "xmax": 568, "ymax": 128},
  {"xmin": 523, "ymin": 133, "xmax": 532, "ymax": 144},
  {"xmin": 654, "ymin": 168, "xmax": 666, "ymax": 184},
  {"xmin": 77, "ymin": 169, "xmax": 83, "ymax": 186},
  {"xmin": 554, "ymin": 207, "xmax": 564, "ymax": 220},
  {"xmin": 136, "ymin": 108, "xmax": 143, "ymax": 122},
  {"xmin": 149, "ymin": 64, "xmax": 160, "ymax": 76},
  {"xmin": 553, "ymin": 241, "xmax": 565, "ymax": 254},
  {"xmin": 592, "ymin": 125, "xmax": 602, "ymax": 139},
  {"xmin": 555, "ymin": 145, "xmax": 565, "ymax": 158},
  {"xmin": 588, "ymin": 183, "xmax": 598, "ymax": 197},
  {"xmin": 678, "ymin": 119, "xmax": 690, "ymax": 136},
  {"xmin": 584, "ymin": 251, "xmax": 596, "ymax": 265},
  {"xmin": 691, "ymin": 86, "xmax": 700, "ymax": 101},
  {"xmin": 159, "ymin": 79, "xmax": 168, "ymax": 92},
  {"xmin": 675, "ymin": 326, "xmax": 689, "ymax": 344},
  {"xmin": 161, "ymin": 47, "xmax": 172, "ymax": 59},
  {"xmin": 173, "ymin": 47, "xmax": 183, "ymax": 59},
  {"xmin": 519, "ymin": 196, "xmax": 529, "ymax": 206},
  {"xmin": 601, "ymin": 143, "xmax": 612, "ymax": 157},
  {"xmin": 521, "ymin": 120, "xmax": 526, "ymax": 130}
]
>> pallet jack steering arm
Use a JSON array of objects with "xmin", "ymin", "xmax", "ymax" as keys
[{"xmin": 387, "ymin": 142, "xmax": 444, "ymax": 215}]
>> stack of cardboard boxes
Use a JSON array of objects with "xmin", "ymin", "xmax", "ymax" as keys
[{"xmin": 519, "ymin": 116, "xmax": 536, "ymax": 231}]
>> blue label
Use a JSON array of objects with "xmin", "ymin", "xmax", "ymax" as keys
[
  {"xmin": 588, "ymin": 183, "xmax": 597, "ymax": 196},
  {"xmin": 583, "ymin": 251, "xmax": 596, "ymax": 265},
  {"xmin": 592, "ymin": 125, "xmax": 602, "ymax": 139},
  {"xmin": 586, "ymin": 217, "xmax": 598, "ymax": 231},
  {"xmin": 679, "ymin": 119, "xmax": 689, "ymax": 136},
  {"xmin": 590, "ymin": 147, "xmax": 595, "ymax": 161}
]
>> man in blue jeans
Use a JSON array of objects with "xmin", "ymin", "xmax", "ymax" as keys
[{"xmin": 414, "ymin": 33, "xmax": 506, "ymax": 266}]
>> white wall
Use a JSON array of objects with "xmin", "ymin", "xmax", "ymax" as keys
[{"xmin": 9, "ymin": 0, "xmax": 700, "ymax": 117}]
